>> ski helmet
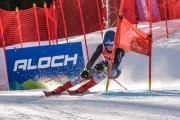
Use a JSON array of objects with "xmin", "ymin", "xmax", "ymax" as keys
[{"xmin": 103, "ymin": 30, "xmax": 115, "ymax": 46}]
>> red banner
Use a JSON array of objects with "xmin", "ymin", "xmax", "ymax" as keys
[
  {"xmin": 123, "ymin": 0, "xmax": 137, "ymax": 24},
  {"xmin": 115, "ymin": 17, "xmax": 149, "ymax": 56}
]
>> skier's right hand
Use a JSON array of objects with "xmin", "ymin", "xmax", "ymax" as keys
[
  {"xmin": 95, "ymin": 63, "xmax": 108, "ymax": 73},
  {"xmin": 80, "ymin": 68, "xmax": 90, "ymax": 78}
]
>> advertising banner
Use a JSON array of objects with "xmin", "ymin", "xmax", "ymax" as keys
[{"xmin": 6, "ymin": 42, "xmax": 84, "ymax": 90}]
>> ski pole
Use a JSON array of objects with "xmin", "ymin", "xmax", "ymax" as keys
[
  {"xmin": 112, "ymin": 78, "xmax": 128, "ymax": 91},
  {"xmin": 106, "ymin": 47, "xmax": 115, "ymax": 92}
]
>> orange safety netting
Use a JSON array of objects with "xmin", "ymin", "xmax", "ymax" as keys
[
  {"xmin": 135, "ymin": 0, "xmax": 180, "ymax": 39},
  {"xmin": 0, "ymin": 0, "xmax": 105, "ymax": 48},
  {"xmin": 0, "ymin": 0, "xmax": 180, "ymax": 48}
]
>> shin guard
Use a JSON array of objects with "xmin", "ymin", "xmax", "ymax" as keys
[
  {"xmin": 77, "ymin": 79, "xmax": 96, "ymax": 93},
  {"xmin": 55, "ymin": 81, "xmax": 73, "ymax": 94}
]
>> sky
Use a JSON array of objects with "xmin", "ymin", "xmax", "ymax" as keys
[{"xmin": 0, "ymin": 24, "xmax": 180, "ymax": 120}]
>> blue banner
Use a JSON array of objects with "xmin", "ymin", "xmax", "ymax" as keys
[{"xmin": 6, "ymin": 42, "xmax": 84, "ymax": 90}]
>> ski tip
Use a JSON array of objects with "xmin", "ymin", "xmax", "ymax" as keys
[
  {"xmin": 43, "ymin": 91, "xmax": 52, "ymax": 97},
  {"xmin": 67, "ymin": 90, "xmax": 80, "ymax": 96},
  {"xmin": 43, "ymin": 91, "xmax": 48, "ymax": 97},
  {"xmin": 43, "ymin": 91, "xmax": 57, "ymax": 97},
  {"xmin": 66, "ymin": 90, "xmax": 70, "ymax": 94}
]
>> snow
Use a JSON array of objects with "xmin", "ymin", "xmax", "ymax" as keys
[
  {"xmin": 0, "ymin": 27, "xmax": 180, "ymax": 119},
  {"xmin": 0, "ymin": 88, "xmax": 180, "ymax": 120}
]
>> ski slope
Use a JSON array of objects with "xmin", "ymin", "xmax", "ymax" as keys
[
  {"xmin": 0, "ymin": 27, "xmax": 180, "ymax": 119},
  {"xmin": 0, "ymin": 87, "xmax": 180, "ymax": 120}
]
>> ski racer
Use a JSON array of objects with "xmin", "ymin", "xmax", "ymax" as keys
[{"xmin": 44, "ymin": 30, "xmax": 125, "ymax": 96}]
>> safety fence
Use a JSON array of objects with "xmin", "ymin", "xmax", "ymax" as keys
[
  {"xmin": 135, "ymin": 0, "xmax": 180, "ymax": 39},
  {"xmin": 0, "ymin": 0, "xmax": 180, "ymax": 90},
  {"xmin": 1, "ymin": 0, "xmax": 180, "ymax": 47}
]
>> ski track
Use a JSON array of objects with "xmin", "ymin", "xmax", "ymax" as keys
[{"xmin": 0, "ymin": 89, "xmax": 180, "ymax": 120}]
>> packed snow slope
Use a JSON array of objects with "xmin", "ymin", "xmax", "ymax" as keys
[
  {"xmin": 0, "ymin": 28, "xmax": 180, "ymax": 120},
  {"xmin": 0, "ymin": 87, "xmax": 180, "ymax": 120}
]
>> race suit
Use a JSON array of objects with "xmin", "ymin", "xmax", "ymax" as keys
[{"xmin": 70, "ymin": 43, "xmax": 125, "ymax": 86}]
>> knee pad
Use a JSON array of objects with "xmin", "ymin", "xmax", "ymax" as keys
[{"xmin": 114, "ymin": 70, "xmax": 121, "ymax": 79}]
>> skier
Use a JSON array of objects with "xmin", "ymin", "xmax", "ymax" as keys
[{"xmin": 44, "ymin": 30, "xmax": 125, "ymax": 96}]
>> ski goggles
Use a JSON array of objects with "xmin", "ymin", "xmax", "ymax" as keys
[{"xmin": 104, "ymin": 40, "xmax": 114, "ymax": 46}]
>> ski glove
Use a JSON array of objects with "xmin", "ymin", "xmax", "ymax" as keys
[
  {"xmin": 80, "ymin": 68, "xmax": 90, "ymax": 78},
  {"xmin": 95, "ymin": 63, "xmax": 108, "ymax": 73}
]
